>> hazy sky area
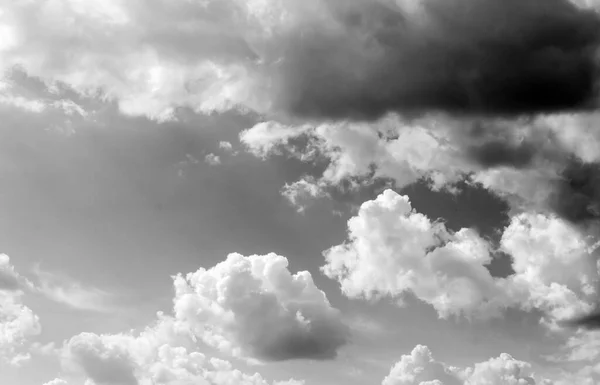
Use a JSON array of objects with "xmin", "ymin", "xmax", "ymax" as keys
[{"xmin": 3, "ymin": 1, "xmax": 600, "ymax": 385}]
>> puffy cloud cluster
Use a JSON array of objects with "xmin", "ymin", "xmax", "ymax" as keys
[
  {"xmin": 322, "ymin": 190, "xmax": 599, "ymax": 324},
  {"xmin": 240, "ymin": 116, "xmax": 470, "ymax": 210},
  {"xmin": 500, "ymin": 213, "xmax": 598, "ymax": 323},
  {"xmin": 60, "ymin": 252, "xmax": 346, "ymax": 384},
  {"xmin": 42, "ymin": 380, "xmax": 68, "ymax": 385},
  {"xmin": 322, "ymin": 189, "xmax": 506, "ymax": 320},
  {"xmin": 62, "ymin": 319, "xmax": 304, "ymax": 385},
  {"xmin": 172, "ymin": 253, "xmax": 349, "ymax": 361},
  {"xmin": 2, "ymin": 0, "xmax": 600, "ymax": 121},
  {"xmin": 382, "ymin": 344, "xmax": 549, "ymax": 385},
  {"xmin": 241, "ymin": 111, "xmax": 600, "ymax": 224},
  {"xmin": 0, "ymin": 254, "xmax": 40, "ymax": 366}
]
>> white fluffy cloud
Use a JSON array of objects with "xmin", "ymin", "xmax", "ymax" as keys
[
  {"xmin": 382, "ymin": 345, "xmax": 550, "ymax": 385},
  {"xmin": 57, "ymin": 251, "xmax": 346, "ymax": 384},
  {"xmin": 241, "ymin": 113, "xmax": 600, "ymax": 225},
  {"xmin": 0, "ymin": 0, "xmax": 279, "ymax": 120},
  {"xmin": 62, "ymin": 318, "xmax": 305, "ymax": 385},
  {"xmin": 0, "ymin": 255, "xmax": 41, "ymax": 365},
  {"xmin": 172, "ymin": 252, "xmax": 349, "ymax": 361},
  {"xmin": 500, "ymin": 213, "xmax": 598, "ymax": 323},
  {"xmin": 1, "ymin": 0, "xmax": 598, "ymax": 122},
  {"xmin": 322, "ymin": 190, "xmax": 599, "ymax": 324},
  {"xmin": 322, "ymin": 189, "xmax": 509, "ymax": 320},
  {"xmin": 60, "ymin": 250, "xmax": 347, "ymax": 385},
  {"xmin": 42, "ymin": 379, "xmax": 68, "ymax": 385},
  {"xmin": 241, "ymin": 116, "xmax": 468, "ymax": 192}
]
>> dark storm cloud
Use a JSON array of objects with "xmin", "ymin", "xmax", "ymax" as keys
[
  {"xmin": 275, "ymin": 0, "xmax": 600, "ymax": 121},
  {"xmin": 550, "ymin": 159, "xmax": 600, "ymax": 225},
  {"xmin": 467, "ymin": 141, "xmax": 537, "ymax": 169},
  {"xmin": 565, "ymin": 310, "xmax": 600, "ymax": 330}
]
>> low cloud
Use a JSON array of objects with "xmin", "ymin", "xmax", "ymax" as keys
[
  {"xmin": 322, "ymin": 189, "xmax": 599, "ymax": 325},
  {"xmin": 0, "ymin": 255, "xmax": 41, "ymax": 365},
  {"xmin": 2, "ymin": 0, "xmax": 599, "ymax": 120},
  {"xmin": 382, "ymin": 344, "xmax": 550, "ymax": 385},
  {"xmin": 59, "ymin": 253, "xmax": 346, "ymax": 384},
  {"xmin": 173, "ymin": 252, "xmax": 349, "ymax": 361},
  {"xmin": 62, "ymin": 323, "xmax": 305, "ymax": 385}
]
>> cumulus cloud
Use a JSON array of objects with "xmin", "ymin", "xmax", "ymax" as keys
[
  {"xmin": 240, "ymin": 116, "xmax": 470, "ymax": 196},
  {"xmin": 204, "ymin": 153, "xmax": 221, "ymax": 166},
  {"xmin": 47, "ymin": 251, "xmax": 343, "ymax": 384},
  {"xmin": 322, "ymin": 189, "xmax": 508, "ymax": 320},
  {"xmin": 172, "ymin": 252, "xmax": 349, "ymax": 361},
  {"xmin": 0, "ymin": 255, "xmax": 41, "ymax": 365},
  {"xmin": 322, "ymin": 190, "xmax": 600, "ymax": 324},
  {"xmin": 58, "ymin": 251, "xmax": 347, "ymax": 385},
  {"xmin": 382, "ymin": 344, "xmax": 549, "ymax": 385},
  {"xmin": 219, "ymin": 141, "xmax": 234, "ymax": 152},
  {"xmin": 241, "ymin": 111, "xmax": 600, "ymax": 241},
  {"xmin": 42, "ymin": 379, "xmax": 68, "ymax": 385},
  {"xmin": 63, "ymin": 328, "xmax": 306, "ymax": 385},
  {"xmin": 2, "ymin": 0, "xmax": 599, "ymax": 121},
  {"xmin": 500, "ymin": 213, "xmax": 598, "ymax": 323},
  {"xmin": 281, "ymin": 177, "xmax": 328, "ymax": 213}
]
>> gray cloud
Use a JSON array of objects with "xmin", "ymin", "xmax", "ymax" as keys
[{"xmin": 274, "ymin": 0, "xmax": 600, "ymax": 121}]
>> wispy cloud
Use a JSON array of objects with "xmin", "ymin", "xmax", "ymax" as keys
[{"xmin": 31, "ymin": 265, "xmax": 114, "ymax": 313}]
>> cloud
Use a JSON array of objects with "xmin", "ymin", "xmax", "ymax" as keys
[
  {"xmin": 219, "ymin": 141, "xmax": 234, "ymax": 152},
  {"xmin": 62, "ymin": 320, "xmax": 302, "ymax": 385},
  {"xmin": 322, "ymin": 190, "xmax": 599, "ymax": 324},
  {"xmin": 2, "ymin": 0, "xmax": 599, "ymax": 121},
  {"xmin": 0, "ymin": 253, "xmax": 30, "ymax": 291},
  {"xmin": 42, "ymin": 380, "xmax": 68, "ymax": 385},
  {"xmin": 65, "ymin": 333, "xmax": 140, "ymax": 385},
  {"xmin": 172, "ymin": 252, "xmax": 349, "ymax": 361},
  {"xmin": 322, "ymin": 189, "xmax": 508, "ymax": 320},
  {"xmin": 61, "ymin": 312, "xmax": 306, "ymax": 385},
  {"xmin": 32, "ymin": 265, "xmax": 115, "ymax": 313},
  {"xmin": 204, "ymin": 153, "xmax": 222, "ymax": 166},
  {"xmin": 543, "ymin": 329, "xmax": 600, "ymax": 384},
  {"xmin": 281, "ymin": 177, "xmax": 328, "ymax": 213},
  {"xmin": 275, "ymin": 0, "xmax": 600, "ymax": 120},
  {"xmin": 500, "ymin": 213, "xmax": 598, "ymax": 324},
  {"xmin": 240, "ymin": 116, "xmax": 469, "ymax": 193},
  {"xmin": 382, "ymin": 344, "xmax": 550, "ymax": 385},
  {"xmin": 0, "ymin": 255, "xmax": 41, "ymax": 365},
  {"xmin": 51, "ymin": 251, "xmax": 342, "ymax": 384},
  {"xmin": 241, "ymin": 112, "xmax": 600, "ymax": 239}
]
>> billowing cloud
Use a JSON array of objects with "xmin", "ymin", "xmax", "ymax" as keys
[
  {"xmin": 322, "ymin": 189, "xmax": 508, "ymax": 320},
  {"xmin": 2, "ymin": 0, "xmax": 600, "ymax": 121},
  {"xmin": 322, "ymin": 190, "xmax": 599, "ymax": 324},
  {"xmin": 172, "ymin": 253, "xmax": 349, "ymax": 361},
  {"xmin": 58, "ymin": 251, "xmax": 344, "ymax": 384},
  {"xmin": 240, "ymin": 116, "xmax": 469, "ymax": 195},
  {"xmin": 204, "ymin": 153, "xmax": 222, "ymax": 166},
  {"xmin": 500, "ymin": 213, "xmax": 598, "ymax": 323},
  {"xmin": 42, "ymin": 380, "xmax": 68, "ymax": 385},
  {"xmin": 59, "ymin": 251, "xmax": 347, "ymax": 385},
  {"xmin": 0, "ymin": 255, "xmax": 41, "ymax": 365},
  {"xmin": 62, "ymin": 318, "xmax": 305, "ymax": 385},
  {"xmin": 382, "ymin": 344, "xmax": 550, "ymax": 385}
]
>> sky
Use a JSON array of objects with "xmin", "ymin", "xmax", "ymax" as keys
[{"xmin": 3, "ymin": 0, "xmax": 600, "ymax": 384}]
